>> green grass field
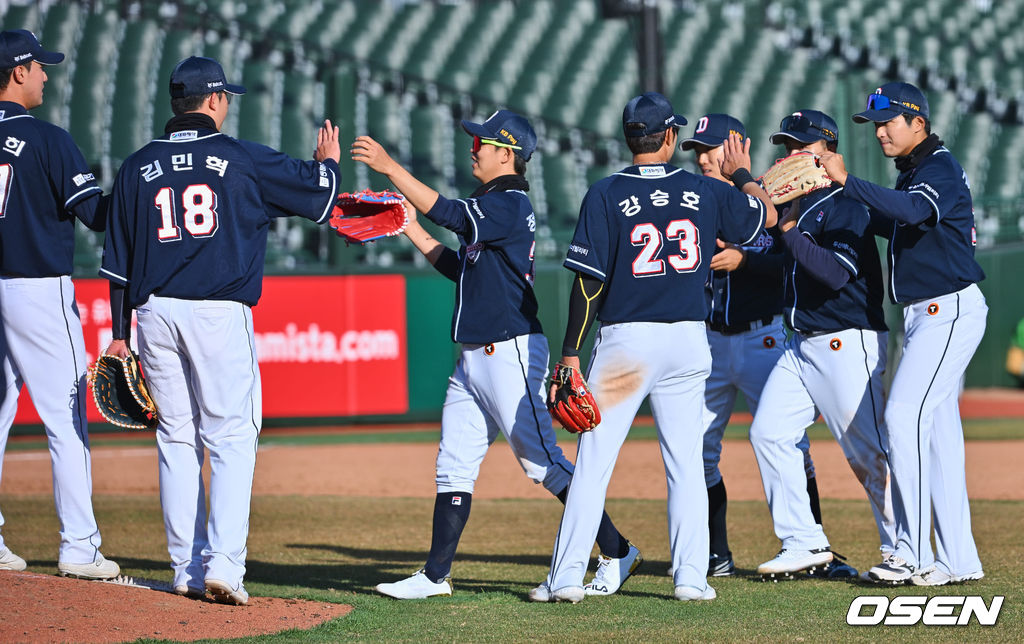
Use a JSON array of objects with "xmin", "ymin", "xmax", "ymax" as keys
[
  {"xmin": 2, "ymin": 491, "xmax": 1020, "ymax": 642},
  {"xmin": 6, "ymin": 417, "xmax": 1023, "ymax": 452}
]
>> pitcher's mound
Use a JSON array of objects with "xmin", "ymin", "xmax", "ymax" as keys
[{"xmin": 0, "ymin": 571, "xmax": 352, "ymax": 643}]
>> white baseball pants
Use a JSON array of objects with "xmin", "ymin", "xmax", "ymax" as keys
[
  {"xmin": 886, "ymin": 283, "xmax": 987, "ymax": 576},
  {"xmin": 0, "ymin": 275, "xmax": 103, "ymax": 563},
  {"xmin": 137, "ymin": 295, "xmax": 261, "ymax": 592},
  {"xmin": 436, "ymin": 333, "xmax": 572, "ymax": 495},
  {"xmin": 750, "ymin": 327, "xmax": 895, "ymax": 553},
  {"xmin": 547, "ymin": 321, "xmax": 712, "ymax": 593}
]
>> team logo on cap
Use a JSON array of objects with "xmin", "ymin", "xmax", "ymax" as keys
[
  {"xmin": 829, "ymin": 338, "xmax": 842, "ymax": 351},
  {"xmin": 763, "ymin": 336, "xmax": 776, "ymax": 349},
  {"xmin": 696, "ymin": 116, "xmax": 709, "ymax": 133},
  {"xmin": 927, "ymin": 303, "xmax": 939, "ymax": 315}
]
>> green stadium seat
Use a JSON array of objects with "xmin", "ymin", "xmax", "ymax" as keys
[
  {"xmin": 2, "ymin": 3, "xmax": 42, "ymax": 32},
  {"xmin": 237, "ymin": 61, "xmax": 282, "ymax": 147},
  {"xmin": 68, "ymin": 10, "xmax": 120, "ymax": 167},
  {"xmin": 279, "ymin": 72, "xmax": 321, "ymax": 160},
  {"xmin": 110, "ymin": 20, "xmax": 162, "ymax": 165}
]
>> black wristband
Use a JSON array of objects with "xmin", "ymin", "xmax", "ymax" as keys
[{"xmin": 731, "ymin": 168, "xmax": 755, "ymax": 189}]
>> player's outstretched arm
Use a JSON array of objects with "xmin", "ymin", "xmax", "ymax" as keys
[
  {"xmin": 351, "ymin": 136, "xmax": 439, "ymax": 214},
  {"xmin": 720, "ymin": 133, "xmax": 778, "ymax": 228},
  {"xmin": 401, "ymin": 205, "xmax": 460, "ymax": 281},
  {"xmin": 314, "ymin": 119, "xmax": 341, "ymax": 164}
]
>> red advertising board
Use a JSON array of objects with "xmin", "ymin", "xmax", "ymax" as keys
[{"xmin": 12, "ymin": 275, "xmax": 408, "ymax": 424}]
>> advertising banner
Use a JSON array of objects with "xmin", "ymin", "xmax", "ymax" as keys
[{"xmin": 11, "ymin": 275, "xmax": 408, "ymax": 424}]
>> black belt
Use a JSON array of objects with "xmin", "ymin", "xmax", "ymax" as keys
[{"xmin": 708, "ymin": 315, "xmax": 775, "ymax": 336}]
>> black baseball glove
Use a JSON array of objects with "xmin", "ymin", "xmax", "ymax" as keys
[{"xmin": 88, "ymin": 353, "xmax": 158, "ymax": 430}]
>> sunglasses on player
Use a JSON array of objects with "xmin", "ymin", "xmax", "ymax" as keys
[
  {"xmin": 471, "ymin": 135, "xmax": 522, "ymax": 154},
  {"xmin": 865, "ymin": 93, "xmax": 921, "ymax": 114},
  {"xmin": 780, "ymin": 114, "xmax": 837, "ymax": 142}
]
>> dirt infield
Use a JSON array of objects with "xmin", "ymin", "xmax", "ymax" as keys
[
  {"xmin": 0, "ymin": 571, "xmax": 351, "ymax": 643},
  {"xmin": 2, "ymin": 437, "xmax": 1018, "ymax": 501}
]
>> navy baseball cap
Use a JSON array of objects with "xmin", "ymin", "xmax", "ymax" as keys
[
  {"xmin": 622, "ymin": 92, "xmax": 686, "ymax": 138},
  {"xmin": 680, "ymin": 113, "xmax": 745, "ymax": 151},
  {"xmin": 461, "ymin": 109, "xmax": 537, "ymax": 161},
  {"xmin": 0, "ymin": 29, "xmax": 64, "ymax": 67},
  {"xmin": 853, "ymin": 82, "xmax": 930, "ymax": 123},
  {"xmin": 770, "ymin": 110, "xmax": 839, "ymax": 145},
  {"xmin": 169, "ymin": 56, "xmax": 246, "ymax": 99}
]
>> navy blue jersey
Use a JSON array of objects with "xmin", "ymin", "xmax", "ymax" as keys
[
  {"xmin": 423, "ymin": 188, "xmax": 543, "ymax": 344},
  {"xmin": 884, "ymin": 148, "xmax": 984, "ymax": 302},
  {"xmin": 101, "ymin": 126, "xmax": 338, "ymax": 307},
  {"xmin": 708, "ymin": 227, "xmax": 784, "ymax": 326},
  {"xmin": 783, "ymin": 187, "xmax": 887, "ymax": 334},
  {"xmin": 565, "ymin": 163, "xmax": 765, "ymax": 323},
  {"xmin": 0, "ymin": 102, "xmax": 103, "ymax": 276}
]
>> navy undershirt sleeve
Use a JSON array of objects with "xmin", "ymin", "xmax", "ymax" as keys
[
  {"xmin": 432, "ymin": 247, "xmax": 460, "ymax": 282},
  {"xmin": 561, "ymin": 272, "xmax": 606, "ymax": 358},
  {"xmin": 844, "ymin": 175, "xmax": 934, "ymax": 226},
  {"xmin": 109, "ymin": 281, "xmax": 132, "ymax": 341},
  {"xmin": 781, "ymin": 227, "xmax": 850, "ymax": 290}
]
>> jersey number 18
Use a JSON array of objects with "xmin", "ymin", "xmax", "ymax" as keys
[
  {"xmin": 155, "ymin": 184, "xmax": 219, "ymax": 242},
  {"xmin": 631, "ymin": 219, "xmax": 700, "ymax": 277}
]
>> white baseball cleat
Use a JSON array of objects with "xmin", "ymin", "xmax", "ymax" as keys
[
  {"xmin": 910, "ymin": 565, "xmax": 984, "ymax": 587},
  {"xmin": 868, "ymin": 554, "xmax": 915, "ymax": 584},
  {"xmin": 205, "ymin": 578, "xmax": 249, "ymax": 605},
  {"xmin": 674, "ymin": 584, "xmax": 717, "ymax": 601},
  {"xmin": 375, "ymin": 570, "xmax": 452, "ymax": 600},
  {"xmin": 551, "ymin": 585, "xmax": 585, "ymax": 603},
  {"xmin": 528, "ymin": 582, "xmax": 552, "ymax": 602},
  {"xmin": 757, "ymin": 548, "xmax": 833, "ymax": 576},
  {"xmin": 58, "ymin": 553, "xmax": 120, "ymax": 580},
  {"xmin": 584, "ymin": 542, "xmax": 643, "ymax": 596},
  {"xmin": 0, "ymin": 547, "xmax": 27, "ymax": 571},
  {"xmin": 174, "ymin": 584, "xmax": 207, "ymax": 599}
]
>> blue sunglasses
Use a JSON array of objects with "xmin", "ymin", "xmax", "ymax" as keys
[{"xmin": 866, "ymin": 93, "xmax": 922, "ymax": 114}]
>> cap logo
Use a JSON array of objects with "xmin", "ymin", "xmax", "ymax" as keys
[
  {"xmin": 14, "ymin": 53, "xmax": 31, "ymax": 62},
  {"xmin": 664, "ymin": 116, "xmax": 675, "ymax": 126},
  {"xmin": 695, "ymin": 117, "xmax": 709, "ymax": 133},
  {"xmin": 206, "ymin": 81, "xmax": 224, "ymax": 88},
  {"xmin": 499, "ymin": 128, "xmax": 517, "ymax": 144}
]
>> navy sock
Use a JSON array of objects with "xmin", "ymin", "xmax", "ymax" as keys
[
  {"xmin": 707, "ymin": 480, "xmax": 730, "ymax": 557},
  {"xmin": 807, "ymin": 476, "xmax": 823, "ymax": 525},
  {"xmin": 423, "ymin": 492, "xmax": 472, "ymax": 583},
  {"xmin": 555, "ymin": 486, "xmax": 629, "ymax": 559}
]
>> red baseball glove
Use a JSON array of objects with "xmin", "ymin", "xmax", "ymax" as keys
[
  {"xmin": 328, "ymin": 189, "xmax": 409, "ymax": 244},
  {"xmin": 548, "ymin": 362, "xmax": 601, "ymax": 433}
]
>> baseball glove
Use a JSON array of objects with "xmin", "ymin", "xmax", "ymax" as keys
[
  {"xmin": 328, "ymin": 189, "xmax": 409, "ymax": 244},
  {"xmin": 759, "ymin": 151, "xmax": 833, "ymax": 204},
  {"xmin": 88, "ymin": 353, "xmax": 158, "ymax": 430},
  {"xmin": 548, "ymin": 362, "xmax": 601, "ymax": 433}
]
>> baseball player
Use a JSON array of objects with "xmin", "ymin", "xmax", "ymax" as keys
[
  {"xmin": 100, "ymin": 56, "xmax": 341, "ymax": 604},
  {"xmin": 748, "ymin": 110, "xmax": 896, "ymax": 579},
  {"xmin": 819, "ymin": 82, "xmax": 988, "ymax": 586},
  {"xmin": 353, "ymin": 110, "xmax": 639, "ymax": 601},
  {"xmin": 681, "ymin": 114, "xmax": 855, "ymax": 579},
  {"xmin": 0, "ymin": 29, "xmax": 120, "ymax": 579},
  {"xmin": 533, "ymin": 92, "xmax": 777, "ymax": 603}
]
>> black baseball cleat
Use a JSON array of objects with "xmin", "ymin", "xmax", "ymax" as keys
[{"xmin": 806, "ymin": 552, "xmax": 858, "ymax": 580}]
